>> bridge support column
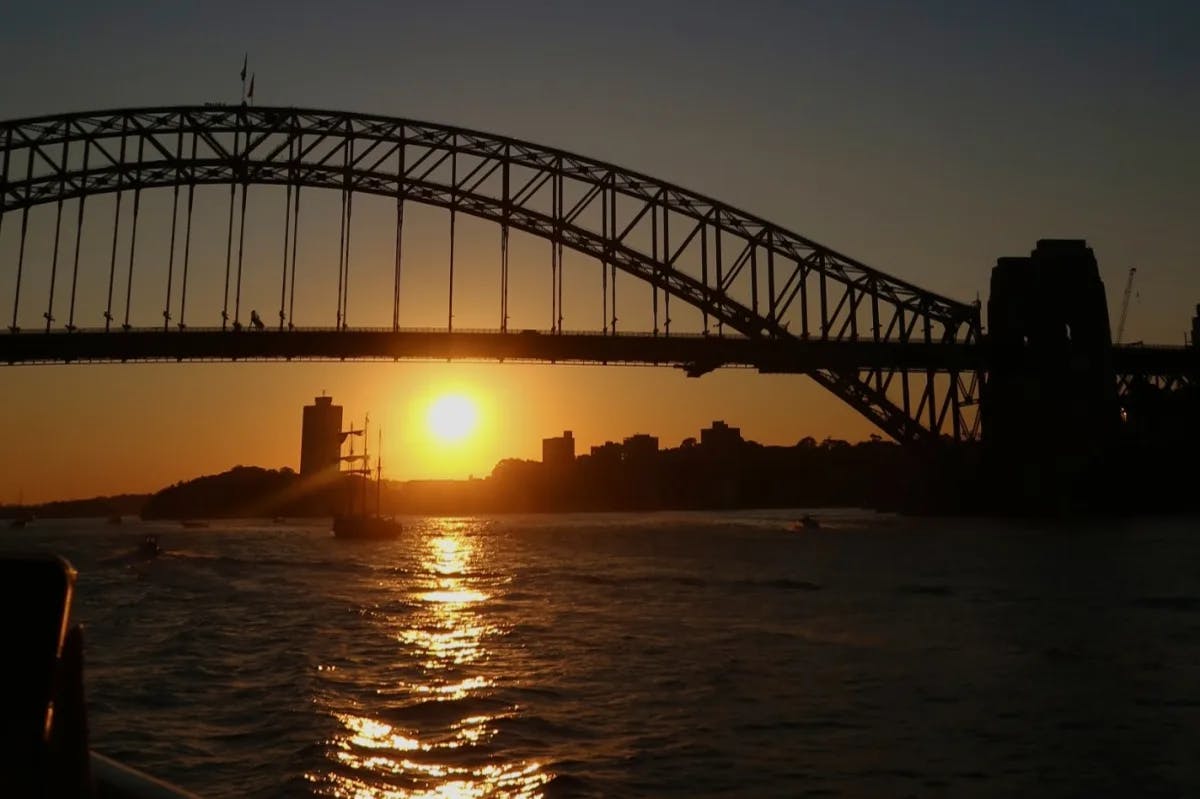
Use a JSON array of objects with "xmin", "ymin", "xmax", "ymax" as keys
[{"xmin": 982, "ymin": 239, "xmax": 1119, "ymax": 512}]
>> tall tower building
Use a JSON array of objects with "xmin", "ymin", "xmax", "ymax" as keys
[
  {"xmin": 541, "ymin": 430, "xmax": 575, "ymax": 468},
  {"xmin": 300, "ymin": 395, "xmax": 344, "ymax": 476}
]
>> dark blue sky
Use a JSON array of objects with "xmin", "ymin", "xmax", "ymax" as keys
[{"xmin": 3, "ymin": 1, "xmax": 1196, "ymax": 325}]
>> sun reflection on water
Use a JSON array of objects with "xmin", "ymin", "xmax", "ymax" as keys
[{"xmin": 315, "ymin": 522, "xmax": 552, "ymax": 798}]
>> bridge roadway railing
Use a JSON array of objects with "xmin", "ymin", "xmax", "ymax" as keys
[
  {"xmin": 1, "ymin": 326, "xmax": 984, "ymax": 373},
  {"xmin": 1110, "ymin": 343, "xmax": 1199, "ymax": 374}
]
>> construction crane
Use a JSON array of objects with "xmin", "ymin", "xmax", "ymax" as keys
[{"xmin": 1115, "ymin": 267, "xmax": 1137, "ymax": 345}]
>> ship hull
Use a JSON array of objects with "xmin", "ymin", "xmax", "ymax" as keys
[{"xmin": 333, "ymin": 515, "xmax": 403, "ymax": 540}]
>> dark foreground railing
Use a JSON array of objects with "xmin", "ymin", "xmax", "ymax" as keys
[{"xmin": 92, "ymin": 752, "xmax": 201, "ymax": 799}]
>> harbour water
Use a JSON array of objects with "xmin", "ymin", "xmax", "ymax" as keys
[{"xmin": 4, "ymin": 511, "xmax": 1199, "ymax": 797}]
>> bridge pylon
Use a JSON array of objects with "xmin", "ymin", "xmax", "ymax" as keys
[{"xmin": 982, "ymin": 239, "xmax": 1120, "ymax": 510}]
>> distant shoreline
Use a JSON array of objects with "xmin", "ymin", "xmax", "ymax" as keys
[{"xmin": 6, "ymin": 428, "xmax": 1199, "ymax": 521}]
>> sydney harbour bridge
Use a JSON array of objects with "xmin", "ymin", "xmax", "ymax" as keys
[{"xmin": 2, "ymin": 106, "xmax": 1196, "ymax": 447}]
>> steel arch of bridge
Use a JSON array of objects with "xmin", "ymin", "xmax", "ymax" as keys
[{"xmin": 0, "ymin": 105, "xmax": 983, "ymax": 443}]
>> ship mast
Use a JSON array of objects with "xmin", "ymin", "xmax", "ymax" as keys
[
  {"xmin": 361, "ymin": 414, "xmax": 369, "ymax": 515},
  {"xmin": 340, "ymin": 415, "xmax": 370, "ymax": 514},
  {"xmin": 376, "ymin": 426, "xmax": 383, "ymax": 517}
]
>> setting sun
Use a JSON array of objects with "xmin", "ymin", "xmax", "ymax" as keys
[{"xmin": 427, "ymin": 394, "xmax": 479, "ymax": 444}]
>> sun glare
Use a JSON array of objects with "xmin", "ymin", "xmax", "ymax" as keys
[{"xmin": 427, "ymin": 395, "xmax": 479, "ymax": 444}]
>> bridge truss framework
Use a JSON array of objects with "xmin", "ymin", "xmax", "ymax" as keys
[{"xmin": 0, "ymin": 106, "xmax": 1009, "ymax": 442}]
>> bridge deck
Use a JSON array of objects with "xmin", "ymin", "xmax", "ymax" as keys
[
  {"xmin": 3, "ymin": 328, "xmax": 985, "ymax": 372},
  {"xmin": 2, "ymin": 329, "xmax": 1192, "ymax": 376}
]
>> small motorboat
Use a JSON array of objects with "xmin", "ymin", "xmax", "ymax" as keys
[
  {"xmin": 98, "ymin": 534, "xmax": 163, "ymax": 567},
  {"xmin": 106, "ymin": 513, "xmax": 123, "ymax": 525},
  {"xmin": 137, "ymin": 534, "xmax": 161, "ymax": 559},
  {"xmin": 791, "ymin": 514, "xmax": 820, "ymax": 532}
]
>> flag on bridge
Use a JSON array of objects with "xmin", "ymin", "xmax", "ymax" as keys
[
  {"xmin": 240, "ymin": 53, "xmax": 247, "ymax": 82},
  {"xmin": 248, "ymin": 74, "xmax": 255, "ymax": 104}
]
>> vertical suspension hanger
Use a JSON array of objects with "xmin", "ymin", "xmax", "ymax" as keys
[
  {"xmin": 663, "ymin": 199, "xmax": 670, "ymax": 336},
  {"xmin": 500, "ymin": 154, "xmax": 509, "ymax": 333},
  {"xmin": 610, "ymin": 180, "xmax": 618, "ymax": 334},
  {"xmin": 0, "ymin": 128, "xmax": 9, "ymax": 302},
  {"xmin": 287, "ymin": 133, "xmax": 301, "ymax": 331},
  {"xmin": 122, "ymin": 133, "xmax": 146, "ymax": 331},
  {"xmin": 335, "ymin": 132, "xmax": 347, "ymax": 329},
  {"xmin": 700, "ymin": 212, "xmax": 709, "ymax": 336},
  {"xmin": 10, "ymin": 166, "xmax": 31, "ymax": 332},
  {"xmin": 651, "ymin": 191, "xmax": 658, "ymax": 335},
  {"xmin": 557, "ymin": 164, "xmax": 564, "ymax": 333},
  {"xmin": 67, "ymin": 138, "xmax": 90, "ymax": 332},
  {"xmin": 602, "ymin": 173, "xmax": 608, "ymax": 335},
  {"xmin": 0, "ymin": 128, "xmax": 10, "ymax": 329},
  {"xmin": 556, "ymin": 170, "xmax": 564, "ymax": 334},
  {"xmin": 163, "ymin": 121, "xmax": 183, "ymax": 331},
  {"xmin": 448, "ymin": 138, "xmax": 456, "ymax": 333},
  {"xmin": 550, "ymin": 159, "xmax": 559, "ymax": 333},
  {"xmin": 104, "ymin": 117, "xmax": 128, "ymax": 332},
  {"xmin": 8, "ymin": 129, "xmax": 34, "ymax": 333},
  {"xmin": 714, "ymin": 217, "xmax": 723, "ymax": 337},
  {"xmin": 278, "ymin": 126, "xmax": 293, "ymax": 331},
  {"xmin": 393, "ymin": 132, "xmax": 406, "ymax": 333},
  {"xmin": 749, "ymin": 241, "xmax": 759, "ymax": 321},
  {"xmin": 233, "ymin": 129, "xmax": 250, "ymax": 330},
  {"xmin": 500, "ymin": 222, "xmax": 509, "ymax": 333},
  {"xmin": 798, "ymin": 217, "xmax": 809, "ymax": 339},
  {"xmin": 342, "ymin": 136, "xmax": 354, "ymax": 330},
  {"xmin": 222, "ymin": 112, "xmax": 241, "ymax": 330},
  {"xmin": 819, "ymin": 265, "xmax": 829, "ymax": 340},
  {"xmin": 178, "ymin": 132, "xmax": 197, "ymax": 330},
  {"xmin": 44, "ymin": 135, "xmax": 70, "ymax": 332},
  {"xmin": 766, "ymin": 231, "xmax": 776, "ymax": 332}
]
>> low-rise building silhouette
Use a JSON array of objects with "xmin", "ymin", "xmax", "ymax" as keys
[
  {"xmin": 701, "ymin": 420, "xmax": 743, "ymax": 450},
  {"xmin": 588, "ymin": 441, "xmax": 622, "ymax": 466},
  {"xmin": 622, "ymin": 434, "xmax": 659, "ymax": 462}
]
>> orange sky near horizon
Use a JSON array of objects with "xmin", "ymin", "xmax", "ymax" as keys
[{"xmin": 3, "ymin": 360, "xmax": 877, "ymax": 504}]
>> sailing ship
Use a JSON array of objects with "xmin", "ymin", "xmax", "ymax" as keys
[
  {"xmin": 9, "ymin": 489, "xmax": 33, "ymax": 528},
  {"xmin": 333, "ymin": 416, "xmax": 403, "ymax": 540}
]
